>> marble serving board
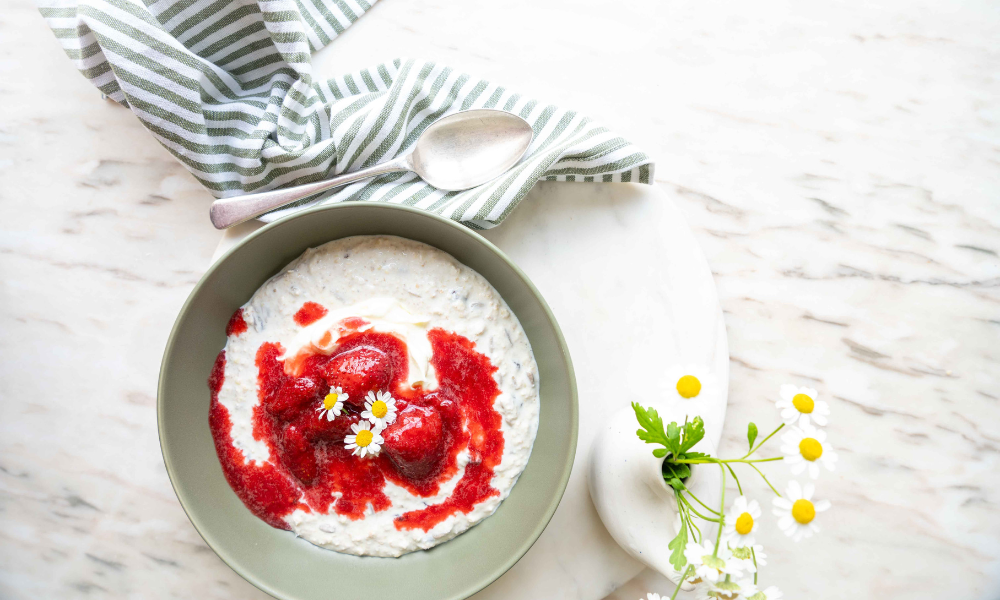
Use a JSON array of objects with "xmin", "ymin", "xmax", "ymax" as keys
[{"xmin": 212, "ymin": 182, "xmax": 730, "ymax": 600}]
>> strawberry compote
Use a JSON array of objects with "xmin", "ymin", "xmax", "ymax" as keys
[{"xmin": 209, "ymin": 305, "xmax": 506, "ymax": 533}]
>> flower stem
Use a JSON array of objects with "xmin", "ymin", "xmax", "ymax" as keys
[
  {"xmin": 670, "ymin": 566, "xmax": 694, "ymax": 600},
  {"xmin": 680, "ymin": 494, "xmax": 720, "ymax": 523},
  {"xmin": 685, "ymin": 488, "xmax": 722, "ymax": 516},
  {"xmin": 674, "ymin": 457, "xmax": 784, "ymax": 465},
  {"xmin": 725, "ymin": 463, "xmax": 743, "ymax": 496},
  {"xmin": 748, "ymin": 462, "xmax": 782, "ymax": 497},
  {"xmin": 688, "ymin": 510, "xmax": 703, "ymax": 542},
  {"xmin": 742, "ymin": 423, "xmax": 785, "ymax": 458},
  {"xmin": 712, "ymin": 464, "xmax": 726, "ymax": 558},
  {"xmin": 752, "ymin": 547, "xmax": 759, "ymax": 585}
]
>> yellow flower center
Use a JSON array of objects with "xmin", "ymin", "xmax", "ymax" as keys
[
  {"xmin": 799, "ymin": 437, "xmax": 823, "ymax": 461},
  {"xmin": 355, "ymin": 429, "xmax": 373, "ymax": 447},
  {"xmin": 371, "ymin": 400, "xmax": 388, "ymax": 419},
  {"xmin": 676, "ymin": 375, "xmax": 702, "ymax": 398},
  {"xmin": 792, "ymin": 393, "xmax": 814, "ymax": 413},
  {"xmin": 735, "ymin": 512, "xmax": 754, "ymax": 535},
  {"xmin": 323, "ymin": 393, "xmax": 339, "ymax": 411},
  {"xmin": 792, "ymin": 499, "xmax": 816, "ymax": 524}
]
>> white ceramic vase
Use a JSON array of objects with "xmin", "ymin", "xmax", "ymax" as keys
[{"xmin": 588, "ymin": 398, "xmax": 722, "ymax": 586}]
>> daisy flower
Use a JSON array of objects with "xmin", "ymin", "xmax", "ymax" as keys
[
  {"xmin": 780, "ymin": 425, "xmax": 838, "ymax": 479},
  {"xmin": 734, "ymin": 579, "xmax": 758, "ymax": 598},
  {"xmin": 746, "ymin": 585, "xmax": 783, "ymax": 600},
  {"xmin": 722, "ymin": 496, "xmax": 761, "ymax": 547},
  {"xmin": 361, "ymin": 390, "xmax": 397, "ymax": 430},
  {"xmin": 663, "ymin": 364, "xmax": 719, "ymax": 402},
  {"xmin": 640, "ymin": 594, "xmax": 662, "ymax": 600},
  {"xmin": 344, "ymin": 421, "xmax": 384, "ymax": 458},
  {"xmin": 772, "ymin": 480, "xmax": 831, "ymax": 541},
  {"xmin": 315, "ymin": 386, "xmax": 348, "ymax": 421},
  {"xmin": 728, "ymin": 541, "xmax": 764, "ymax": 574},
  {"xmin": 696, "ymin": 579, "xmax": 743, "ymax": 600},
  {"xmin": 683, "ymin": 540, "xmax": 743, "ymax": 583},
  {"xmin": 776, "ymin": 384, "xmax": 830, "ymax": 428}
]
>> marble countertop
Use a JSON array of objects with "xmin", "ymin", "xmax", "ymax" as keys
[{"xmin": 2, "ymin": 0, "xmax": 999, "ymax": 599}]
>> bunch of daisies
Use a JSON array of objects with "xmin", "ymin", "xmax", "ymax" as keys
[
  {"xmin": 634, "ymin": 377, "xmax": 836, "ymax": 600},
  {"xmin": 316, "ymin": 388, "xmax": 398, "ymax": 458}
]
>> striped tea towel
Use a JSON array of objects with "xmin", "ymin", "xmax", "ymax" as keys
[{"xmin": 39, "ymin": 0, "xmax": 655, "ymax": 229}]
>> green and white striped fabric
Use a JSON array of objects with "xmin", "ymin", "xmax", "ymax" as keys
[{"xmin": 39, "ymin": 0, "xmax": 654, "ymax": 228}]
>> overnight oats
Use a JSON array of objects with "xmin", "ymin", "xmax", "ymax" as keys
[{"xmin": 207, "ymin": 235, "xmax": 540, "ymax": 557}]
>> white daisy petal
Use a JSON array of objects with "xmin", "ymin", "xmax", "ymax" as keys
[
  {"xmin": 781, "ymin": 424, "xmax": 836, "ymax": 480},
  {"xmin": 775, "ymin": 384, "xmax": 828, "ymax": 428},
  {"xmin": 803, "ymin": 482, "xmax": 815, "ymax": 500},
  {"xmin": 772, "ymin": 480, "xmax": 831, "ymax": 541}
]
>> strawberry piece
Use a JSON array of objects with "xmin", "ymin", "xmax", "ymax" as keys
[
  {"xmin": 322, "ymin": 345, "xmax": 393, "ymax": 403},
  {"xmin": 382, "ymin": 404, "xmax": 444, "ymax": 480},
  {"xmin": 265, "ymin": 376, "xmax": 322, "ymax": 421},
  {"xmin": 277, "ymin": 423, "xmax": 318, "ymax": 485}
]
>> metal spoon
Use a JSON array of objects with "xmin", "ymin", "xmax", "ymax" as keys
[{"xmin": 209, "ymin": 109, "xmax": 534, "ymax": 229}]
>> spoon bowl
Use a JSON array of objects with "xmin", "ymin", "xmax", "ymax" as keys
[
  {"xmin": 411, "ymin": 109, "xmax": 534, "ymax": 191},
  {"xmin": 209, "ymin": 109, "xmax": 534, "ymax": 229}
]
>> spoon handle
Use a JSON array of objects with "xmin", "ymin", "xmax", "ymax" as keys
[{"xmin": 209, "ymin": 155, "xmax": 412, "ymax": 229}]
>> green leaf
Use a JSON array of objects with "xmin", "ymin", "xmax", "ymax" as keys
[
  {"xmin": 667, "ymin": 521, "xmax": 688, "ymax": 571},
  {"xmin": 747, "ymin": 422, "xmax": 758, "ymax": 450},
  {"xmin": 667, "ymin": 477, "xmax": 686, "ymax": 491},
  {"xmin": 665, "ymin": 421, "xmax": 681, "ymax": 455},
  {"xmin": 632, "ymin": 402, "xmax": 670, "ymax": 447},
  {"xmin": 662, "ymin": 461, "xmax": 691, "ymax": 481},
  {"xmin": 681, "ymin": 451, "xmax": 710, "ymax": 460},
  {"xmin": 679, "ymin": 416, "xmax": 705, "ymax": 453},
  {"xmin": 652, "ymin": 448, "xmax": 668, "ymax": 458}
]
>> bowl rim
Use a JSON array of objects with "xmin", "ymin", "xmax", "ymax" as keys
[{"xmin": 157, "ymin": 202, "xmax": 578, "ymax": 600}]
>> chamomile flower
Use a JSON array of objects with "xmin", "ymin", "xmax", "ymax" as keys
[
  {"xmin": 746, "ymin": 585, "xmax": 783, "ymax": 600},
  {"xmin": 683, "ymin": 540, "xmax": 743, "ymax": 583},
  {"xmin": 776, "ymin": 384, "xmax": 830, "ymax": 428},
  {"xmin": 641, "ymin": 594, "xmax": 662, "ymax": 600},
  {"xmin": 315, "ymin": 386, "xmax": 347, "ymax": 421},
  {"xmin": 780, "ymin": 425, "xmax": 838, "ymax": 479},
  {"xmin": 362, "ymin": 390, "xmax": 397, "ymax": 429},
  {"xmin": 737, "ymin": 543, "xmax": 767, "ymax": 570},
  {"xmin": 734, "ymin": 579, "xmax": 759, "ymax": 599},
  {"xmin": 772, "ymin": 480, "xmax": 831, "ymax": 541},
  {"xmin": 344, "ymin": 421, "xmax": 383, "ymax": 458},
  {"xmin": 723, "ymin": 496, "xmax": 761, "ymax": 547},
  {"xmin": 661, "ymin": 557, "xmax": 697, "ymax": 592},
  {"xmin": 663, "ymin": 364, "xmax": 719, "ymax": 402},
  {"xmin": 727, "ymin": 541, "xmax": 764, "ymax": 574},
  {"xmin": 696, "ymin": 579, "xmax": 743, "ymax": 600}
]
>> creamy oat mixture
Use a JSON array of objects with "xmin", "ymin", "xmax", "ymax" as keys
[{"xmin": 211, "ymin": 235, "xmax": 540, "ymax": 556}]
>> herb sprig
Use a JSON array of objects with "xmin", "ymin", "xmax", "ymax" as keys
[{"xmin": 631, "ymin": 402, "xmax": 785, "ymax": 599}]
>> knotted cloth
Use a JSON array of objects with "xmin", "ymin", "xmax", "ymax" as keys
[{"xmin": 40, "ymin": 0, "xmax": 654, "ymax": 227}]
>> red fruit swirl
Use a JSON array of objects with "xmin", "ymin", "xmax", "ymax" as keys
[
  {"xmin": 208, "ymin": 301, "xmax": 506, "ymax": 532},
  {"xmin": 293, "ymin": 301, "xmax": 328, "ymax": 326},
  {"xmin": 226, "ymin": 309, "xmax": 248, "ymax": 336}
]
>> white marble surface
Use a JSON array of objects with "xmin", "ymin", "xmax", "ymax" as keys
[{"xmin": 2, "ymin": 1, "xmax": 999, "ymax": 599}]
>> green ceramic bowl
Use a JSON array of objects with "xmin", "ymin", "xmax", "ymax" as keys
[{"xmin": 158, "ymin": 203, "xmax": 578, "ymax": 600}]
